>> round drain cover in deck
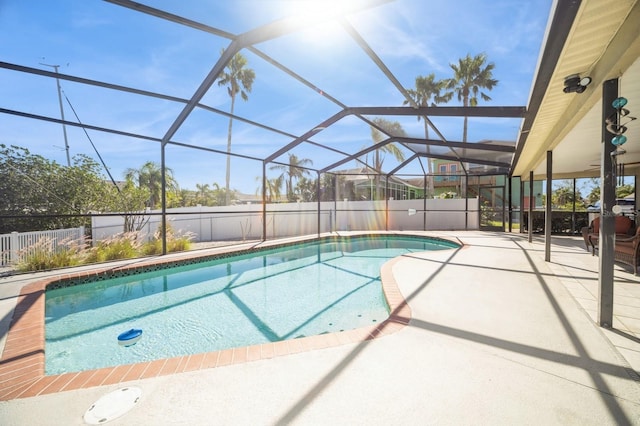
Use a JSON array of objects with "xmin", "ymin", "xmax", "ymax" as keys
[{"xmin": 84, "ymin": 387, "xmax": 142, "ymax": 424}]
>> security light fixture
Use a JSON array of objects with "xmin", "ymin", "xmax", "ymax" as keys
[{"xmin": 562, "ymin": 74, "xmax": 592, "ymax": 93}]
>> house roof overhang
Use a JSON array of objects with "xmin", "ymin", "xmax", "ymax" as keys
[{"xmin": 512, "ymin": 0, "xmax": 640, "ymax": 181}]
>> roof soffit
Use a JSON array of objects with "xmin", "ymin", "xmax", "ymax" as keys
[{"xmin": 513, "ymin": 0, "xmax": 639, "ymax": 177}]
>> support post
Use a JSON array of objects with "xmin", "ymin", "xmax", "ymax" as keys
[
  {"xmin": 423, "ymin": 176, "xmax": 427, "ymax": 231},
  {"xmin": 528, "ymin": 171, "xmax": 534, "ymax": 243},
  {"xmin": 464, "ymin": 175, "xmax": 469, "ymax": 230},
  {"xmin": 508, "ymin": 177, "xmax": 513, "ymax": 232},
  {"xmin": 317, "ymin": 171, "xmax": 321, "ymax": 236},
  {"xmin": 520, "ymin": 178, "xmax": 525, "ymax": 234},
  {"xmin": 334, "ymin": 173, "xmax": 338, "ymax": 233},
  {"xmin": 262, "ymin": 161, "xmax": 267, "ymax": 241},
  {"xmin": 598, "ymin": 78, "xmax": 618, "ymax": 327},
  {"xmin": 545, "ymin": 151, "xmax": 552, "ymax": 261},
  {"xmin": 161, "ymin": 145, "xmax": 167, "ymax": 255},
  {"xmin": 572, "ymin": 178, "xmax": 577, "ymax": 234},
  {"xmin": 385, "ymin": 174, "xmax": 389, "ymax": 231}
]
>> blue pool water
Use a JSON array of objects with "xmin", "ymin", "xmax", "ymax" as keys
[{"xmin": 45, "ymin": 235, "xmax": 458, "ymax": 374}]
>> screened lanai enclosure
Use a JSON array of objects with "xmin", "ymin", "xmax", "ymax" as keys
[{"xmin": 1, "ymin": 0, "xmax": 639, "ymax": 261}]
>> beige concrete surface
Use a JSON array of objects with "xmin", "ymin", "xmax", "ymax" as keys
[{"xmin": 0, "ymin": 232, "xmax": 639, "ymax": 425}]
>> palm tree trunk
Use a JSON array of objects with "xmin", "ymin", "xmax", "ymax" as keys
[
  {"xmin": 225, "ymin": 95, "xmax": 236, "ymax": 205},
  {"xmin": 463, "ymin": 116, "xmax": 468, "ymax": 143},
  {"xmin": 424, "ymin": 120, "xmax": 434, "ymax": 196},
  {"xmin": 462, "ymin": 96, "xmax": 469, "ymax": 143}
]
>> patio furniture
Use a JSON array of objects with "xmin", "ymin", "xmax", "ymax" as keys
[{"xmin": 584, "ymin": 215, "xmax": 640, "ymax": 274}]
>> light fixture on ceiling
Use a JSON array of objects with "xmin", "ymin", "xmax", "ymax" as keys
[{"xmin": 562, "ymin": 74, "xmax": 592, "ymax": 93}]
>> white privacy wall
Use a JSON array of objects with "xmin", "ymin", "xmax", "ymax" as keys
[{"xmin": 91, "ymin": 198, "xmax": 479, "ymax": 243}]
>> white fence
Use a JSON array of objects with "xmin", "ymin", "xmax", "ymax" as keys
[
  {"xmin": 91, "ymin": 199, "xmax": 479, "ymax": 243},
  {"xmin": 0, "ymin": 227, "xmax": 85, "ymax": 266}
]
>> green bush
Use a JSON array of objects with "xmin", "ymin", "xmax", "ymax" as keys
[
  {"xmin": 85, "ymin": 232, "xmax": 141, "ymax": 263},
  {"xmin": 142, "ymin": 223, "xmax": 193, "ymax": 254},
  {"xmin": 16, "ymin": 237, "xmax": 84, "ymax": 272},
  {"xmin": 15, "ymin": 226, "xmax": 194, "ymax": 272},
  {"xmin": 141, "ymin": 238, "xmax": 163, "ymax": 256},
  {"xmin": 168, "ymin": 237, "xmax": 191, "ymax": 252}
]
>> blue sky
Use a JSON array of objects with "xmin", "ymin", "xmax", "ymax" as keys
[{"xmin": 0, "ymin": 0, "xmax": 553, "ymax": 194}]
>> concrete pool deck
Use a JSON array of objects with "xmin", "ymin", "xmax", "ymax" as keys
[{"xmin": 0, "ymin": 231, "xmax": 639, "ymax": 425}]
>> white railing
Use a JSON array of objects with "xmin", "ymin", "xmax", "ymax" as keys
[{"xmin": 0, "ymin": 227, "xmax": 85, "ymax": 266}]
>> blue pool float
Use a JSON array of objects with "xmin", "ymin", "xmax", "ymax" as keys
[{"xmin": 117, "ymin": 329, "xmax": 143, "ymax": 347}]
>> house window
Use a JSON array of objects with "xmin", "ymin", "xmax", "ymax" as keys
[
  {"xmin": 450, "ymin": 164, "xmax": 457, "ymax": 173},
  {"xmin": 439, "ymin": 164, "xmax": 447, "ymax": 174}
]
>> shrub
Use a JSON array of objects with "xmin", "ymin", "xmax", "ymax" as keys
[
  {"xmin": 141, "ymin": 224, "xmax": 193, "ymax": 254},
  {"xmin": 168, "ymin": 236, "xmax": 192, "ymax": 252},
  {"xmin": 140, "ymin": 238, "xmax": 162, "ymax": 256},
  {"xmin": 15, "ymin": 237, "xmax": 85, "ymax": 272},
  {"xmin": 85, "ymin": 232, "xmax": 141, "ymax": 263},
  {"xmin": 14, "ymin": 227, "xmax": 193, "ymax": 272}
]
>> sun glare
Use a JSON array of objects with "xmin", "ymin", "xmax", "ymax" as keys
[
  {"xmin": 283, "ymin": 0, "xmax": 364, "ymax": 19},
  {"xmin": 283, "ymin": 0, "xmax": 376, "ymax": 20},
  {"xmin": 274, "ymin": 0, "xmax": 387, "ymax": 48}
]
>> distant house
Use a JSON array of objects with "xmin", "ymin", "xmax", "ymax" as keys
[
  {"xmin": 333, "ymin": 167, "xmax": 423, "ymax": 201},
  {"xmin": 428, "ymin": 140, "xmax": 542, "ymax": 206},
  {"xmin": 430, "ymin": 140, "xmax": 516, "ymax": 197},
  {"xmin": 234, "ymin": 192, "xmax": 288, "ymax": 204},
  {"xmin": 233, "ymin": 192, "xmax": 263, "ymax": 205}
]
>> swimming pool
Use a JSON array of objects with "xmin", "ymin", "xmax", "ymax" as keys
[{"xmin": 45, "ymin": 235, "xmax": 458, "ymax": 374}]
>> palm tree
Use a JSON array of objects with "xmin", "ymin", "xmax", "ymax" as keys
[
  {"xmin": 264, "ymin": 175, "xmax": 284, "ymax": 203},
  {"xmin": 369, "ymin": 118, "xmax": 406, "ymax": 200},
  {"xmin": 447, "ymin": 53, "xmax": 498, "ymax": 142},
  {"xmin": 195, "ymin": 183, "xmax": 210, "ymax": 204},
  {"xmin": 269, "ymin": 153, "xmax": 313, "ymax": 201},
  {"xmin": 124, "ymin": 161, "xmax": 178, "ymax": 209},
  {"xmin": 404, "ymin": 73, "xmax": 452, "ymax": 195},
  {"xmin": 217, "ymin": 48, "xmax": 256, "ymax": 205},
  {"xmin": 404, "ymin": 73, "xmax": 451, "ymax": 140}
]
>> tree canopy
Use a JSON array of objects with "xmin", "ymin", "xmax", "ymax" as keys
[
  {"xmin": 269, "ymin": 153, "xmax": 313, "ymax": 202},
  {"xmin": 124, "ymin": 161, "xmax": 179, "ymax": 209},
  {"xmin": 0, "ymin": 144, "xmax": 115, "ymax": 233},
  {"xmin": 447, "ymin": 53, "xmax": 498, "ymax": 142}
]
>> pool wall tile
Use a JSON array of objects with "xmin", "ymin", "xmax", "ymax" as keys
[{"xmin": 0, "ymin": 233, "xmax": 438, "ymax": 400}]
